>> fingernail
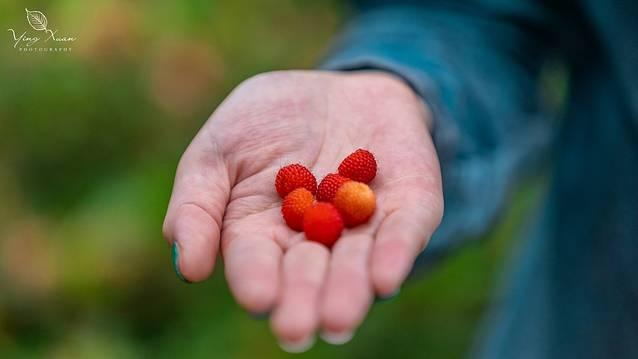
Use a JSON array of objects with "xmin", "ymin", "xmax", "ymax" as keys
[
  {"xmin": 278, "ymin": 335, "xmax": 315, "ymax": 353},
  {"xmin": 172, "ymin": 243, "xmax": 190, "ymax": 283},
  {"xmin": 320, "ymin": 330, "xmax": 354, "ymax": 345},
  {"xmin": 248, "ymin": 310, "xmax": 270, "ymax": 321},
  {"xmin": 375, "ymin": 287, "xmax": 400, "ymax": 303}
]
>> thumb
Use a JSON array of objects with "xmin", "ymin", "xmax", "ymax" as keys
[{"xmin": 163, "ymin": 131, "xmax": 230, "ymax": 282}]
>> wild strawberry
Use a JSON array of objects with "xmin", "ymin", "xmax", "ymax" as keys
[
  {"xmin": 333, "ymin": 181, "xmax": 376, "ymax": 227},
  {"xmin": 303, "ymin": 202, "xmax": 344, "ymax": 247},
  {"xmin": 275, "ymin": 164, "xmax": 317, "ymax": 198},
  {"xmin": 338, "ymin": 149, "xmax": 377, "ymax": 183},
  {"xmin": 316, "ymin": 173, "xmax": 351, "ymax": 202},
  {"xmin": 281, "ymin": 188, "xmax": 315, "ymax": 231}
]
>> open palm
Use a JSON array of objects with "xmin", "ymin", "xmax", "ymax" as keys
[{"xmin": 163, "ymin": 70, "xmax": 443, "ymax": 350}]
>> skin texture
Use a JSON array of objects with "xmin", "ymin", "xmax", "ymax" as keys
[{"xmin": 162, "ymin": 70, "xmax": 444, "ymax": 348}]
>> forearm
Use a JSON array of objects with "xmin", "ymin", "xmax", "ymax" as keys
[{"xmin": 321, "ymin": 1, "xmax": 555, "ymax": 263}]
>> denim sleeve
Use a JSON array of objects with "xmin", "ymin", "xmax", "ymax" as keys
[{"xmin": 320, "ymin": 1, "xmax": 555, "ymax": 267}]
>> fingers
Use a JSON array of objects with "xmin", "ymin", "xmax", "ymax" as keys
[
  {"xmin": 222, "ymin": 217, "xmax": 283, "ymax": 314},
  {"xmin": 271, "ymin": 240, "xmax": 330, "ymax": 350},
  {"xmin": 163, "ymin": 135, "xmax": 230, "ymax": 282},
  {"xmin": 371, "ymin": 197, "xmax": 443, "ymax": 297},
  {"xmin": 320, "ymin": 233, "xmax": 375, "ymax": 341},
  {"xmin": 168, "ymin": 203, "xmax": 222, "ymax": 282}
]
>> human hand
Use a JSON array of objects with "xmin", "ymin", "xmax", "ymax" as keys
[{"xmin": 162, "ymin": 70, "xmax": 443, "ymax": 350}]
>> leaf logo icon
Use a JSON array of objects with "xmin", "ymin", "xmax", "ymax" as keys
[{"xmin": 25, "ymin": 8, "xmax": 48, "ymax": 31}]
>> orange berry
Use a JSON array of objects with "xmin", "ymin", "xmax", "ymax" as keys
[
  {"xmin": 333, "ymin": 181, "xmax": 376, "ymax": 227},
  {"xmin": 281, "ymin": 188, "xmax": 315, "ymax": 231}
]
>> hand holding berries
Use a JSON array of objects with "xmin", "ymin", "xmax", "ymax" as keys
[{"xmin": 163, "ymin": 70, "xmax": 443, "ymax": 351}]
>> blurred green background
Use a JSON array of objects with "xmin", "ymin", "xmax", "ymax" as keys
[{"xmin": 0, "ymin": 1, "xmax": 543, "ymax": 358}]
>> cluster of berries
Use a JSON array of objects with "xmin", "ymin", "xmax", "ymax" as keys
[{"xmin": 275, "ymin": 149, "xmax": 378, "ymax": 248}]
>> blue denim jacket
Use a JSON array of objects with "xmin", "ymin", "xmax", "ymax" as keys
[{"xmin": 322, "ymin": 1, "xmax": 638, "ymax": 358}]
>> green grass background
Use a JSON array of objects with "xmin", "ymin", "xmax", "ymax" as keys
[{"xmin": 0, "ymin": 1, "xmax": 547, "ymax": 357}]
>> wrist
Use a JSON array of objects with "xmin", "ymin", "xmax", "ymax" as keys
[{"xmin": 331, "ymin": 70, "xmax": 433, "ymax": 130}]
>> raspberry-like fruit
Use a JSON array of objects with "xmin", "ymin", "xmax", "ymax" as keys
[
  {"xmin": 275, "ymin": 164, "xmax": 317, "ymax": 198},
  {"xmin": 333, "ymin": 181, "xmax": 376, "ymax": 227},
  {"xmin": 316, "ymin": 173, "xmax": 351, "ymax": 202},
  {"xmin": 281, "ymin": 188, "xmax": 315, "ymax": 231},
  {"xmin": 338, "ymin": 149, "xmax": 377, "ymax": 183},
  {"xmin": 303, "ymin": 202, "xmax": 344, "ymax": 247}
]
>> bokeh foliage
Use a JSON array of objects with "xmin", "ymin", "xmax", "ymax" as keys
[{"xmin": 0, "ymin": 1, "xmax": 541, "ymax": 357}]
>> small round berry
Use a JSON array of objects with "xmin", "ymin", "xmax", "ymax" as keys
[
  {"xmin": 316, "ymin": 173, "xmax": 351, "ymax": 202},
  {"xmin": 281, "ymin": 188, "xmax": 315, "ymax": 231},
  {"xmin": 275, "ymin": 164, "xmax": 317, "ymax": 198},
  {"xmin": 334, "ymin": 181, "xmax": 376, "ymax": 227},
  {"xmin": 303, "ymin": 202, "xmax": 344, "ymax": 247},
  {"xmin": 338, "ymin": 149, "xmax": 377, "ymax": 183}
]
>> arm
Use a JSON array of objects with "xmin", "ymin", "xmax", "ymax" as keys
[
  {"xmin": 162, "ymin": 0, "xmax": 555, "ymax": 351},
  {"xmin": 322, "ymin": 0, "xmax": 555, "ymax": 267}
]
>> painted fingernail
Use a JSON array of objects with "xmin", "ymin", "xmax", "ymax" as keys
[
  {"xmin": 375, "ymin": 287, "xmax": 400, "ymax": 303},
  {"xmin": 278, "ymin": 335, "xmax": 315, "ymax": 353},
  {"xmin": 172, "ymin": 243, "xmax": 190, "ymax": 283},
  {"xmin": 248, "ymin": 310, "xmax": 270, "ymax": 321},
  {"xmin": 320, "ymin": 330, "xmax": 354, "ymax": 345}
]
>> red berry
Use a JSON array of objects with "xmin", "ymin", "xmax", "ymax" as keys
[
  {"xmin": 275, "ymin": 164, "xmax": 317, "ymax": 198},
  {"xmin": 316, "ymin": 173, "xmax": 351, "ymax": 202},
  {"xmin": 334, "ymin": 181, "xmax": 376, "ymax": 227},
  {"xmin": 303, "ymin": 202, "xmax": 344, "ymax": 247},
  {"xmin": 338, "ymin": 149, "xmax": 377, "ymax": 183},
  {"xmin": 281, "ymin": 188, "xmax": 315, "ymax": 231}
]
